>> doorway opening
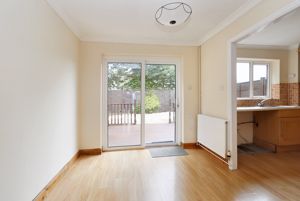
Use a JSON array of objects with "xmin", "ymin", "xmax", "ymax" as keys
[{"xmin": 227, "ymin": 2, "xmax": 300, "ymax": 170}]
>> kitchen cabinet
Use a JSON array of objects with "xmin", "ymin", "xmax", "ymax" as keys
[{"xmin": 253, "ymin": 109, "xmax": 300, "ymax": 152}]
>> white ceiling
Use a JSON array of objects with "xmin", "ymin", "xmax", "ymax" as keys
[
  {"xmin": 239, "ymin": 7, "xmax": 300, "ymax": 49},
  {"xmin": 47, "ymin": 0, "xmax": 259, "ymax": 46}
]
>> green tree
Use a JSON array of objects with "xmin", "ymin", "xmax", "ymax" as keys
[
  {"xmin": 108, "ymin": 63, "xmax": 175, "ymax": 114},
  {"xmin": 145, "ymin": 64, "xmax": 176, "ymax": 90},
  {"xmin": 108, "ymin": 63, "xmax": 141, "ymax": 90},
  {"xmin": 107, "ymin": 63, "xmax": 175, "ymax": 90}
]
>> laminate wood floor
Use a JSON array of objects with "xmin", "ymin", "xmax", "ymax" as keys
[{"xmin": 44, "ymin": 149, "xmax": 300, "ymax": 201}]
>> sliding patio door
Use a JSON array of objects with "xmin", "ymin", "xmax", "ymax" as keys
[
  {"xmin": 145, "ymin": 64, "xmax": 176, "ymax": 144},
  {"xmin": 105, "ymin": 60, "xmax": 178, "ymax": 148},
  {"xmin": 107, "ymin": 62, "xmax": 142, "ymax": 147}
]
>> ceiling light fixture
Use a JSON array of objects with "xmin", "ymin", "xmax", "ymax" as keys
[{"xmin": 155, "ymin": 2, "xmax": 192, "ymax": 27}]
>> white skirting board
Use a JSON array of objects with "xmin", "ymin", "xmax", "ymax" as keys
[{"xmin": 197, "ymin": 114, "xmax": 228, "ymax": 159}]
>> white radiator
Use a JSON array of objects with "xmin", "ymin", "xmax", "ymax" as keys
[{"xmin": 197, "ymin": 114, "xmax": 228, "ymax": 159}]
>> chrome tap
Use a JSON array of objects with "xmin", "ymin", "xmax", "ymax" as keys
[{"xmin": 257, "ymin": 99, "xmax": 271, "ymax": 107}]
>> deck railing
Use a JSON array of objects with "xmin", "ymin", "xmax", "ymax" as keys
[
  {"xmin": 108, "ymin": 103, "xmax": 136, "ymax": 125},
  {"xmin": 108, "ymin": 101, "xmax": 175, "ymax": 126}
]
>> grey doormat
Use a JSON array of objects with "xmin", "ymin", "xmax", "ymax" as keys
[
  {"xmin": 148, "ymin": 146, "xmax": 188, "ymax": 158},
  {"xmin": 238, "ymin": 144, "xmax": 273, "ymax": 154}
]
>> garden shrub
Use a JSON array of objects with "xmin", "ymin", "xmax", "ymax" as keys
[{"xmin": 135, "ymin": 92, "xmax": 160, "ymax": 114}]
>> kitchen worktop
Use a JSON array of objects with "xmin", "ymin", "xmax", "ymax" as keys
[{"xmin": 237, "ymin": 105, "xmax": 300, "ymax": 112}]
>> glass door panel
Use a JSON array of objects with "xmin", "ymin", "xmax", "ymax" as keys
[
  {"xmin": 107, "ymin": 62, "xmax": 142, "ymax": 147},
  {"xmin": 145, "ymin": 64, "xmax": 176, "ymax": 144}
]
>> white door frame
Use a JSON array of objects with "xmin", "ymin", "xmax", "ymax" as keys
[
  {"xmin": 227, "ymin": 1, "xmax": 300, "ymax": 170},
  {"xmin": 101, "ymin": 55, "xmax": 183, "ymax": 150}
]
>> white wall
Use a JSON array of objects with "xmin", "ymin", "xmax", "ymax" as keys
[
  {"xmin": 0, "ymin": 1, "xmax": 79, "ymax": 200},
  {"xmin": 79, "ymin": 42, "xmax": 199, "ymax": 149}
]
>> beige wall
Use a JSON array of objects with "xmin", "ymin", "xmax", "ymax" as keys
[
  {"xmin": 200, "ymin": 0, "xmax": 296, "ymax": 119},
  {"xmin": 0, "ymin": 1, "xmax": 79, "ymax": 200},
  {"xmin": 288, "ymin": 47, "xmax": 299, "ymax": 83},
  {"xmin": 79, "ymin": 42, "xmax": 199, "ymax": 148}
]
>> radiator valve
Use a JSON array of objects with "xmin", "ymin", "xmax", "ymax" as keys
[{"xmin": 226, "ymin": 150, "xmax": 231, "ymax": 158}]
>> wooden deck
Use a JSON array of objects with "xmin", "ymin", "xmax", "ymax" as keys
[{"xmin": 108, "ymin": 112, "xmax": 175, "ymax": 146}]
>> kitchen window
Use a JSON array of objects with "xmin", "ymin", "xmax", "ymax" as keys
[{"xmin": 237, "ymin": 60, "xmax": 270, "ymax": 99}]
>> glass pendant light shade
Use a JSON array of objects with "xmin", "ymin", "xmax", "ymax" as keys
[{"xmin": 155, "ymin": 2, "xmax": 192, "ymax": 26}]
